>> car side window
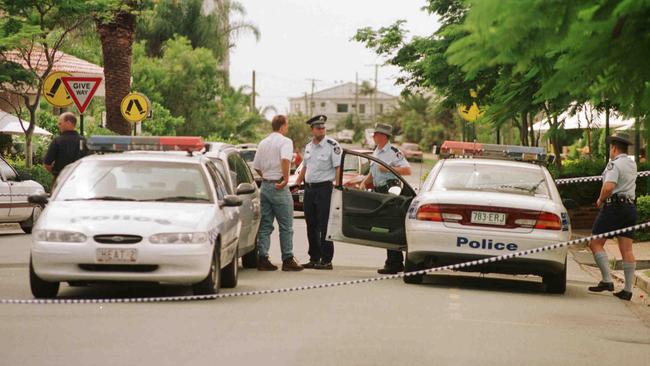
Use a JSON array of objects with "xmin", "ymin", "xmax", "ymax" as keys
[
  {"xmin": 210, "ymin": 159, "xmax": 233, "ymax": 194},
  {"xmin": 0, "ymin": 158, "xmax": 17, "ymax": 181},
  {"xmin": 205, "ymin": 162, "xmax": 228, "ymax": 200},
  {"xmin": 228, "ymin": 154, "xmax": 253, "ymax": 185}
]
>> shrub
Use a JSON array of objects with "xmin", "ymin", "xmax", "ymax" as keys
[
  {"xmin": 7, "ymin": 158, "xmax": 53, "ymax": 192},
  {"xmin": 635, "ymin": 195, "xmax": 650, "ymax": 241}
]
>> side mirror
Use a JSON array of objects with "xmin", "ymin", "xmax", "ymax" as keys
[
  {"xmin": 221, "ymin": 195, "xmax": 243, "ymax": 207},
  {"xmin": 562, "ymin": 198, "xmax": 578, "ymax": 210},
  {"xmin": 18, "ymin": 173, "xmax": 32, "ymax": 181},
  {"xmin": 28, "ymin": 194, "xmax": 49, "ymax": 206},
  {"xmin": 236, "ymin": 182, "xmax": 256, "ymax": 195},
  {"xmin": 388, "ymin": 186, "xmax": 402, "ymax": 196}
]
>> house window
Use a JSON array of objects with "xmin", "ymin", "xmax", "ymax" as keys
[
  {"xmin": 336, "ymin": 104, "xmax": 348, "ymax": 113},
  {"xmin": 359, "ymin": 104, "xmax": 366, "ymax": 114},
  {"xmin": 320, "ymin": 102, "xmax": 326, "ymax": 108}
]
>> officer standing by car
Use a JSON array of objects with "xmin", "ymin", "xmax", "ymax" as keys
[
  {"xmin": 43, "ymin": 112, "xmax": 86, "ymax": 185},
  {"xmin": 294, "ymin": 115, "xmax": 341, "ymax": 270},
  {"xmin": 588, "ymin": 131, "xmax": 638, "ymax": 301},
  {"xmin": 360, "ymin": 123, "xmax": 412, "ymax": 274}
]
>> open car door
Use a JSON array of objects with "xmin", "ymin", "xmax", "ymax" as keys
[{"xmin": 326, "ymin": 149, "xmax": 416, "ymax": 251}]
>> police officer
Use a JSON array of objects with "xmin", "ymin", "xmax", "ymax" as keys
[
  {"xmin": 43, "ymin": 112, "xmax": 86, "ymax": 184},
  {"xmin": 295, "ymin": 115, "xmax": 341, "ymax": 270},
  {"xmin": 360, "ymin": 123, "xmax": 412, "ymax": 274},
  {"xmin": 588, "ymin": 131, "xmax": 638, "ymax": 301}
]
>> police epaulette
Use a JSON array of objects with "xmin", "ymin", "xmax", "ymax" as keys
[
  {"xmin": 326, "ymin": 139, "xmax": 338, "ymax": 146},
  {"xmin": 390, "ymin": 146, "xmax": 399, "ymax": 153}
]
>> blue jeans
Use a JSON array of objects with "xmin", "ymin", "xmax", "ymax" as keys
[{"xmin": 257, "ymin": 182, "xmax": 294, "ymax": 261}]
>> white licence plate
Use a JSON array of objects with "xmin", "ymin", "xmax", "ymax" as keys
[
  {"xmin": 96, "ymin": 248, "xmax": 138, "ymax": 263},
  {"xmin": 298, "ymin": 194, "xmax": 304, "ymax": 203},
  {"xmin": 471, "ymin": 211, "xmax": 506, "ymax": 226}
]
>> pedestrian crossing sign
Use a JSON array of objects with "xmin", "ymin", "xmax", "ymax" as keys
[
  {"xmin": 42, "ymin": 72, "xmax": 73, "ymax": 107},
  {"xmin": 121, "ymin": 92, "xmax": 151, "ymax": 123}
]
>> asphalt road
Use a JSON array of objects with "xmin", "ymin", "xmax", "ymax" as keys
[{"xmin": 1, "ymin": 219, "xmax": 649, "ymax": 366}]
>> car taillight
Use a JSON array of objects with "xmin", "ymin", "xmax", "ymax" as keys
[
  {"xmin": 534, "ymin": 212, "xmax": 562, "ymax": 230},
  {"xmin": 416, "ymin": 204, "xmax": 442, "ymax": 222}
]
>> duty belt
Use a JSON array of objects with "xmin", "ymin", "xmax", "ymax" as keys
[
  {"xmin": 262, "ymin": 178, "xmax": 282, "ymax": 183},
  {"xmin": 304, "ymin": 181, "xmax": 332, "ymax": 189},
  {"xmin": 605, "ymin": 194, "xmax": 635, "ymax": 205}
]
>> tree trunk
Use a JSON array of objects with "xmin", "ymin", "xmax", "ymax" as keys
[{"xmin": 97, "ymin": 10, "xmax": 136, "ymax": 135}]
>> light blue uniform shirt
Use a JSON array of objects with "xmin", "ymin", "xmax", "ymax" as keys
[
  {"xmin": 370, "ymin": 143, "xmax": 409, "ymax": 187},
  {"xmin": 303, "ymin": 136, "xmax": 342, "ymax": 183},
  {"xmin": 603, "ymin": 153, "xmax": 637, "ymax": 198}
]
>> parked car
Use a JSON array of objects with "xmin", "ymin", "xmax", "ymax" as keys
[
  {"xmin": 400, "ymin": 142, "xmax": 424, "ymax": 162},
  {"xmin": 326, "ymin": 142, "xmax": 571, "ymax": 294},
  {"xmin": 235, "ymin": 143, "xmax": 261, "ymax": 186},
  {"xmin": 289, "ymin": 149, "xmax": 373, "ymax": 211},
  {"xmin": 204, "ymin": 142, "xmax": 261, "ymax": 269},
  {"xmin": 28, "ymin": 136, "xmax": 254, "ymax": 298},
  {"xmin": 0, "ymin": 155, "xmax": 45, "ymax": 234},
  {"xmin": 337, "ymin": 129, "xmax": 354, "ymax": 143},
  {"xmin": 362, "ymin": 128, "xmax": 375, "ymax": 149}
]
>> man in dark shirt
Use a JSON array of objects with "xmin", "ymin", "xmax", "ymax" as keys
[{"xmin": 43, "ymin": 112, "xmax": 85, "ymax": 179}]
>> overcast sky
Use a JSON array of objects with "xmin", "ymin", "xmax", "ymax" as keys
[{"xmin": 229, "ymin": 0, "xmax": 440, "ymax": 115}]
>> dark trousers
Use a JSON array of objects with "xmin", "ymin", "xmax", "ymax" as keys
[
  {"xmin": 375, "ymin": 181, "xmax": 404, "ymax": 269},
  {"xmin": 304, "ymin": 182, "xmax": 334, "ymax": 263}
]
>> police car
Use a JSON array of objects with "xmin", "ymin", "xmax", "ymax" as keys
[
  {"xmin": 327, "ymin": 142, "xmax": 571, "ymax": 294},
  {"xmin": 0, "ymin": 155, "xmax": 45, "ymax": 233},
  {"xmin": 28, "ymin": 136, "xmax": 251, "ymax": 298}
]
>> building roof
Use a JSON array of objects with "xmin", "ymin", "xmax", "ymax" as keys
[
  {"xmin": 289, "ymin": 82, "xmax": 397, "ymax": 101},
  {"xmin": 5, "ymin": 48, "xmax": 104, "ymax": 76}
]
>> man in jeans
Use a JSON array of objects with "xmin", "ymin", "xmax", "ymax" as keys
[{"xmin": 253, "ymin": 115, "xmax": 303, "ymax": 271}]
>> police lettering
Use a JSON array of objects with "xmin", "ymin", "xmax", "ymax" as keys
[{"xmin": 456, "ymin": 236, "xmax": 518, "ymax": 251}]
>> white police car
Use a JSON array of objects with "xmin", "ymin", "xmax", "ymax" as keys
[
  {"xmin": 28, "ymin": 136, "xmax": 252, "ymax": 298},
  {"xmin": 0, "ymin": 155, "xmax": 45, "ymax": 233},
  {"xmin": 327, "ymin": 142, "xmax": 572, "ymax": 293}
]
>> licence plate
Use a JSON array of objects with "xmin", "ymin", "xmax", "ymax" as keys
[
  {"xmin": 96, "ymin": 248, "xmax": 138, "ymax": 263},
  {"xmin": 298, "ymin": 194, "xmax": 304, "ymax": 203},
  {"xmin": 471, "ymin": 211, "xmax": 506, "ymax": 226}
]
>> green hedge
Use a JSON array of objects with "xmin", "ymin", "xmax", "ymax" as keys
[
  {"xmin": 7, "ymin": 158, "xmax": 53, "ymax": 192},
  {"xmin": 636, "ymin": 196, "xmax": 650, "ymax": 241}
]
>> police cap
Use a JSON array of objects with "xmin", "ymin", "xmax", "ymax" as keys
[
  {"xmin": 606, "ymin": 131, "xmax": 632, "ymax": 146},
  {"xmin": 306, "ymin": 115, "xmax": 327, "ymax": 127},
  {"xmin": 373, "ymin": 123, "xmax": 393, "ymax": 137}
]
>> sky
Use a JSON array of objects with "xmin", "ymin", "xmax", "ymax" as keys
[{"xmin": 228, "ymin": 0, "xmax": 440, "ymax": 115}]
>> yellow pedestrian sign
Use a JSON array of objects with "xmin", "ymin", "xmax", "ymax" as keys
[
  {"xmin": 42, "ymin": 71, "xmax": 73, "ymax": 107},
  {"xmin": 121, "ymin": 92, "xmax": 151, "ymax": 123}
]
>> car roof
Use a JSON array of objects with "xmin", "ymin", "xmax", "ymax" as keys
[
  {"xmin": 443, "ymin": 157, "xmax": 545, "ymax": 170},
  {"xmin": 84, "ymin": 151, "xmax": 208, "ymax": 165},
  {"xmin": 205, "ymin": 141, "xmax": 238, "ymax": 155}
]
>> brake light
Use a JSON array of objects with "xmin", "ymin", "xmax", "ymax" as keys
[
  {"xmin": 534, "ymin": 212, "xmax": 562, "ymax": 230},
  {"xmin": 416, "ymin": 204, "xmax": 442, "ymax": 222}
]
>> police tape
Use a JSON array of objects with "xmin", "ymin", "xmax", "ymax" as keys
[
  {"xmin": 2, "ymin": 221, "xmax": 649, "ymax": 305},
  {"xmin": 554, "ymin": 170, "xmax": 650, "ymax": 185}
]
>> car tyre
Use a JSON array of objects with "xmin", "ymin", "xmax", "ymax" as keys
[
  {"xmin": 241, "ymin": 239, "xmax": 258, "ymax": 269},
  {"xmin": 29, "ymin": 257, "xmax": 59, "ymax": 298},
  {"xmin": 403, "ymin": 256, "xmax": 424, "ymax": 284},
  {"xmin": 543, "ymin": 259, "xmax": 567, "ymax": 294},
  {"xmin": 221, "ymin": 251, "xmax": 238, "ymax": 288},
  {"xmin": 192, "ymin": 246, "xmax": 221, "ymax": 295},
  {"xmin": 20, "ymin": 208, "xmax": 40, "ymax": 234}
]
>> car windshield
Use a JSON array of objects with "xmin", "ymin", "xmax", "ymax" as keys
[
  {"xmin": 431, "ymin": 163, "xmax": 549, "ymax": 196},
  {"xmin": 55, "ymin": 160, "xmax": 213, "ymax": 203},
  {"xmin": 239, "ymin": 150, "xmax": 256, "ymax": 162}
]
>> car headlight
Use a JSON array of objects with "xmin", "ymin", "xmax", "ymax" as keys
[
  {"xmin": 149, "ymin": 232, "xmax": 209, "ymax": 244},
  {"xmin": 34, "ymin": 230, "xmax": 87, "ymax": 243}
]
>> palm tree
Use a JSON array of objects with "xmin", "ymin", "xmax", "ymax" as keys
[{"xmin": 96, "ymin": 5, "xmax": 137, "ymax": 135}]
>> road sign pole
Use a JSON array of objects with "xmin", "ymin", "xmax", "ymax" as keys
[{"xmin": 80, "ymin": 113, "xmax": 84, "ymax": 137}]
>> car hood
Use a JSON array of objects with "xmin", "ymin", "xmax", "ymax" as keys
[{"xmin": 36, "ymin": 201, "xmax": 215, "ymax": 234}]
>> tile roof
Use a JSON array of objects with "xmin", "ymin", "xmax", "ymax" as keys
[{"xmin": 5, "ymin": 48, "xmax": 103, "ymax": 76}]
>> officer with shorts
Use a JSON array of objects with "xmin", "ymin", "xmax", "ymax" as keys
[
  {"xmin": 360, "ymin": 123, "xmax": 412, "ymax": 274},
  {"xmin": 294, "ymin": 115, "xmax": 341, "ymax": 270},
  {"xmin": 588, "ymin": 132, "xmax": 638, "ymax": 301}
]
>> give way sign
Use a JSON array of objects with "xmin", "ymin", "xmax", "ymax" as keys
[{"xmin": 61, "ymin": 76, "xmax": 102, "ymax": 114}]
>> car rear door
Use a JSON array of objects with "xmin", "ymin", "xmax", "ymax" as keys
[
  {"xmin": 326, "ymin": 149, "xmax": 416, "ymax": 250},
  {"xmin": 0, "ymin": 158, "xmax": 32, "ymax": 220},
  {"xmin": 227, "ymin": 152, "xmax": 260, "ymax": 254},
  {"xmin": 0, "ymin": 160, "xmax": 11, "ymax": 221}
]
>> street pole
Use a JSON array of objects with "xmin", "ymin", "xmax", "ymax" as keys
[
  {"xmin": 251, "ymin": 70, "xmax": 256, "ymax": 111},
  {"xmin": 355, "ymin": 72, "xmax": 359, "ymax": 124},
  {"xmin": 635, "ymin": 116, "xmax": 640, "ymax": 163},
  {"xmin": 605, "ymin": 100, "xmax": 610, "ymax": 162},
  {"xmin": 374, "ymin": 64, "xmax": 378, "ymax": 123},
  {"xmin": 80, "ymin": 113, "xmax": 84, "ymax": 137}
]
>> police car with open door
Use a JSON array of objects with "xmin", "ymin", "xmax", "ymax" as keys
[
  {"xmin": 327, "ymin": 142, "xmax": 571, "ymax": 294},
  {"xmin": 28, "ymin": 136, "xmax": 248, "ymax": 298}
]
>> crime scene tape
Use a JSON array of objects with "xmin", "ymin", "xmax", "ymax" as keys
[
  {"xmin": 2, "ymin": 221, "xmax": 648, "ymax": 305},
  {"xmin": 554, "ymin": 170, "xmax": 650, "ymax": 185}
]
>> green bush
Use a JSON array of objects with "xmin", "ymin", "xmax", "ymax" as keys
[
  {"xmin": 6, "ymin": 158, "xmax": 53, "ymax": 192},
  {"xmin": 635, "ymin": 196, "xmax": 650, "ymax": 241}
]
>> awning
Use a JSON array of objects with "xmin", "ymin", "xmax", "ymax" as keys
[{"xmin": 0, "ymin": 110, "xmax": 53, "ymax": 136}]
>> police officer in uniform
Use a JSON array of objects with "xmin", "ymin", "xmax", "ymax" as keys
[
  {"xmin": 295, "ymin": 115, "xmax": 341, "ymax": 270},
  {"xmin": 588, "ymin": 132, "xmax": 638, "ymax": 301},
  {"xmin": 360, "ymin": 123, "xmax": 412, "ymax": 274}
]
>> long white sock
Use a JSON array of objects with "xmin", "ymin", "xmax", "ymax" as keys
[
  {"xmin": 623, "ymin": 262, "xmax": 636, "ymax": 292},
  {"xmin": 594, "ymin": 251, "xmax": 612, "ymax": 283}
]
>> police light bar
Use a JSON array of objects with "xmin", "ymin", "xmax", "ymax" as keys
[
  {"xmin": 440, "ymin": 141, "xmax": 548, "ymax": 164},
  {"xmin": 87, "ymin": 136, "xmax": 205, "ymax": 152}
]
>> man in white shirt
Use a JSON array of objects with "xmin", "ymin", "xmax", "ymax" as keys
[{"xmin": 253, "ymin": 115, "xmax": 303, "ymax": 271}]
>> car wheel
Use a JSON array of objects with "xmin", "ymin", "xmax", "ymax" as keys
[
  {"xmin": 20, "ymin": 208, "xmax": 40, "ymax": 234},
  {"xmin": 192, "ymin": 246, "xmax": 221, "ymax": 295},
  {"xmin": 403, "ymin": 255, "xmax": 425, "ymax": 284},
  {"xmin": 221, "ymin": 250, "xmax": 238, "ymax": 288},
  {"xmin": 543, "ymin": 259, "xmax": 567, "ymax": 294},
  {"xmin": 241, "ymin": 238, "xmax": 258, "ymax": 269},
  {"xmin": 29, "ymin": 257, "xmax": 59, "ymax": 298}
]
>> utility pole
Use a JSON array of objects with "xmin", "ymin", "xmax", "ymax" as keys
[
  {"xmin": 355, "ymin": 72, "xmax": 360, "ymax": 123},
  {"xmin": 304, "ymin": 92, "xmax": 309, "ymax": 115},
  {"xmin": 364, "ymin": 64, "xmax": 381, "ymax": 123},
  {"xmin": 306, "ymin": 78, "xmax": 320, "ymax": 116},
  {"xmin": 251, "ymin": 70, "xmax": 256, "ymax": 111}
]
